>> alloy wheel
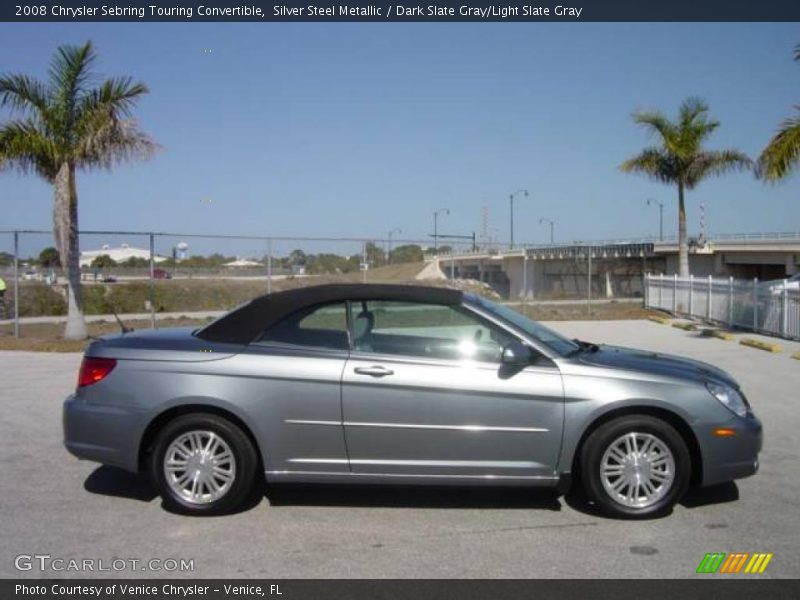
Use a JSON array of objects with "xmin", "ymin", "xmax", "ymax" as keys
[
  {"xmin": 163, "ymin": 430, "xmax": 237, "ymax": 505},
  {"xmin": 599, "ymin": 431, "xmax": 675, "ymax": 509}
]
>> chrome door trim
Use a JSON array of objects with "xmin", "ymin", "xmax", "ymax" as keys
[
  {"xmin": 345, "ymin": 421, "xmax": 548, "ymax": 433},
  {"xmin": 286, "ymin": 419, "xmax": 548, "ymax": 433},
  {"xmin": 288, "ymin": 458, "xmax": 544, "ymax": 468},
  {"xmin": 266, "ymin": 469, "xmax": 559, "ymax": 481}
]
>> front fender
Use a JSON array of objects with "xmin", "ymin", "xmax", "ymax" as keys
[{"xmin": 555, "ymin": 371, "xmax": 727, "ymax": 477}]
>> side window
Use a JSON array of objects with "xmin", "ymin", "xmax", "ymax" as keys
[
  {"xmin": 255, "ymin": 302, "xmax": 348, "ymax": 351},
  {"xmin": 350, "ymin": 300, "xmax": 515, "ymax": 362}
]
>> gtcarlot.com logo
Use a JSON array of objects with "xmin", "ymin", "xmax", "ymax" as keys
[
  {"xmin": 14, "ymin": 554, "xmax": 194, "ymax": 573},
  {"xmin": 696, "ymin": 552, "xmax": 773, "ymax": 574}
]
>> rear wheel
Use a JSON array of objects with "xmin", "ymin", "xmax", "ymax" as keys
[
  {"xmin": 150, "ymin": 413, "xmax": 258, "ymax": 515},
  {"xmin": 580, "ymin": 415, "xmax": 691, "ymax": 519}
]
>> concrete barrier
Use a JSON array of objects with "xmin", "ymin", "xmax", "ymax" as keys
[
  {"xmin": 740, "ymin": 338, "xmax": 782, "ymax": 353},
  {"xmin": 701, "ymin": 329, "xmax": 736, "ymax": 341},
  {"xmin": 647, "ymin": 316, "xmax": 670, "ymax": 325}
]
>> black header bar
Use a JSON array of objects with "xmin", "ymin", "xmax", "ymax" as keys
[
  {"xmin": 3, "ymin": 0, "xmax": 800, "ymax": 22},
  {"xmin": 4, "ymin": 579, "xmax": 800, "ymax": 600}
]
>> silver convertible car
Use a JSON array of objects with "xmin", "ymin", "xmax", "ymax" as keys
[{"xmin": 64, "ymin": 284, "xmax": 762, "ymax": 518}]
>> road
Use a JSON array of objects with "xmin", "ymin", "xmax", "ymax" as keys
[{"xmin": 1, "ymin": 320, "xmax": 798, "ymax": 578}]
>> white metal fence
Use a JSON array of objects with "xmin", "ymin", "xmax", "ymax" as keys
[{"xmin": 644, "ymin": 274, "xmax": 800, "ymax": 340}]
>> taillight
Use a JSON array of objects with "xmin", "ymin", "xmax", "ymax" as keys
[{"xmin": 77, "ymin": 357, "xmax": 117, "ymax": 388}]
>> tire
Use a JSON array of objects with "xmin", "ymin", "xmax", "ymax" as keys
[
  {"xmin": 150, "ymin": 413, "xmax": 259, "ymax": 515},
  {"xmin": 580, "ymin": 415, "xmax": 691, "ymax": 519}
]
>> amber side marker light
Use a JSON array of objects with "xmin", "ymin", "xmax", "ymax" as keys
[
  {"xmin": 713, "ymin": 427, "xmax": 737, "ymax": 438},
  {"xmin": 78, "ymin": 357, "xmax": 117, "ymax": 388}
]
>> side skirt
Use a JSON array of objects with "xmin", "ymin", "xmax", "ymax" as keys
[{"xmin": 265, "ymin": 470, "xmax": 560, "ymax": 487}]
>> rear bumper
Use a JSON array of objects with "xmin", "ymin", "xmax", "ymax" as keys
[
  {"xmin": 63, "ymin": 394, "xmax": 146, "ymax": 473},
  {"xmin": 697, "ymin": 412, "xmax": 763, "ymax": 487}
]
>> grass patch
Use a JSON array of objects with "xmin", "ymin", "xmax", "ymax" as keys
[{"xmin": 516, "ymin": 301, "xmax": 658, "ymax": 322}]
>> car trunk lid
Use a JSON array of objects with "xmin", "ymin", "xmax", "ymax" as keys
[{"xmin": 85, "ymin": 327, "xmax": 245, "ymax": 362}]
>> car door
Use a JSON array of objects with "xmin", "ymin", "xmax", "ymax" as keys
[
  {"xmin": 341, "ymin": 300, "xmax": 564, "ymax": 480},
  {"xmin": 234, "ymin": 301, "xmax": 350, "ymax": 475}
]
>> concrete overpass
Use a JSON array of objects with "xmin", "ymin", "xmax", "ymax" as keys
[{"xmin": 430, "ymin": 232, "xmax": 800, "ymax": 299}]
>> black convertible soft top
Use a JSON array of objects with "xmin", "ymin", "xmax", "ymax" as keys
[{"xmin": 195, "ymin": 283, "xmax": 463, "ymax": 344}]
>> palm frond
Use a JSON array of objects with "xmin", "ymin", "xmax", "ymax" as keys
[
  {"xmin": 685, "ymin": 150, "xmax": 752, "ymax": 188},
  {"xmin": 77, "ymin": 117, "xmax": 160, "ymax": 170},
  {"xmin": 631, "ymin": 110, "xmax": 678, "ymax": 147},
  {"xmin": 676, "ymin": 97, "xmax": 719, "ymax": 156},
  {"xmin": 620, "ymin": 148, "xmax": 677, "ymax": 183},
  {"xmin": 757, "ymin": 112, "xmax": 800, "ymax": 181},
  {"xmin": 49, "ymin": 41, "xmax": 95, "ymax": 100},
  {"xmin": 0, "ymin": 119, "xmax": 60, "ymax": 181},
  {"xmin": 0, "ymin": 74, "xmax": 51, "ymax": 115},
  {"xmin": 79, "ymin": 76, "xmax": 149, "ymax": 119},
  {"xmin": 678, "ymin": 97, "xmax": 709, "ymax": 128}
]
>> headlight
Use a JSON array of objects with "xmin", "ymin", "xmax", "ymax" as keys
[{"xmin": 706, "ymin": 382, "xmax": 748, "ymax": 417}]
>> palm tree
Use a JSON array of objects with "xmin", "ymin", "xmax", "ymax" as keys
[
  {"xmin": 621, "ymin": 98, "xmax": 751, "ymax": 277},
  {"xmin": 0, "ymin": 41, "xmax": 157, "ymax": 339},
  {"xmin": 757, "ymin": 44, "xmax": 800, "ymax": 181}
]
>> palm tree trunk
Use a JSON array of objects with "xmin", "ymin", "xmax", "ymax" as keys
[
  {"xmin": 677, "ymin": 182, "xmax": 689, "ymax": 278},
  {"xmin": 54, "ymin": 162, "xmax": 87, "ymax": 340}
]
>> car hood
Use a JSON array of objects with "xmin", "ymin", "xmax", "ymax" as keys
[{"xmin": 576, "ymin": 344, "xmax": 737, "ymax": 387}]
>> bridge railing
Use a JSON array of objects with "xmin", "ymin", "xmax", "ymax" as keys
[
  {"xmin": 427, "ymin": 231, "xmax": 800, "ymax": 260},
  {"xmin": 644, "ymin": 274, "xmax": 800, "ymax": 340}
]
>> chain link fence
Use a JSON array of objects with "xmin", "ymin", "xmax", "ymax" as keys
[
  {"xmin": 644, "ymin": 273, "xmax": 800, "ymax": 340},
  {"xmin": 0, "ymin": 229, "xmax": 480, "ymax": 337}
]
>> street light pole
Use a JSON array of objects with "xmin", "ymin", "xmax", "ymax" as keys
[
  {"xmin": 539, "ymin": 218, "xmax": 555, "ymax": 245},
  {"xmin": 433, "ymin": 208, "xmax": 449, "ymax": 253},
  {"xmin": 387, "ymin": 228, "xmax": 401, "ymax": 263},
  {"xmin": 509, "ymin": 189, "xmax": 529, "ymax": 250},
  {"xmin": 647, "ymin": 198, "xmax": 664, "ymax": 241}
]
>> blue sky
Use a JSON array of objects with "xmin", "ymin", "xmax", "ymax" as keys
[{"xmin": 1, "ymin": 23, "xmax": 799, "ymax": 256}]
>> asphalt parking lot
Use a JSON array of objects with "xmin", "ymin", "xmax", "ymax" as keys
[{"xmin": 1, "ymin": 320, "xmax": 799, "ymax": 579}]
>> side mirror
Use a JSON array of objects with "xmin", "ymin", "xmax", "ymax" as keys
[{"xmin": 501, "ymin": 341, "xmax": 532, "ymax": 366}]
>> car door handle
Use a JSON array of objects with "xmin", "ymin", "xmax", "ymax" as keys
[{"xmin": 353, "ymin": 366, "xmax": 394, "ymax": 377}]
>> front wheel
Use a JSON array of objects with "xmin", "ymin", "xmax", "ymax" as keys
[
  {"xmin": 580, "ymin": 415, "xmax": 691, "ymax": 519},
  {"xmin": 150, "ymin": 413, "xmax": 259, "ymax": 515}
]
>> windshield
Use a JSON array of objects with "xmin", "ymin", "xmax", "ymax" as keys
[{"xmin": 468, "ymin": 294, "xmax": 580, "ymax": 357}]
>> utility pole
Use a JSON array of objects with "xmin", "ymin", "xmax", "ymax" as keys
[
  {"xmin": 647, "ymin": 198, "xmax": 664, "ymax": 241},
  {"xmin": 13, "ymin": 231, "xmax": 19, "ymax": 338},
  {"xmin": 509, "ymin": 189, "xmax": 529, "ymax": 249},
  {"xmin": 266, "ymin": 238, "xmax": 272, "ymax": 294},
  {"xmin": 433, "ymin": 208, "xmax": 449, "ymax": 253},
  {"xmin": 387, "ymin": 228, "xmax": 401, "ymax": 263},
  {"xmin": 587, "ymin": 245, "xmax": 592, "ymax": 316}
]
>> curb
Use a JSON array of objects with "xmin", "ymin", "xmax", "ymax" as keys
[
  {"xmin": 740, "ymin": 338, "xmax": 782, "ymax": 353},
  {"xmin": 672, "ymin": 322, "xmax": 696, "ymax": 331},
  {"xmin": 700, "ymin": 329, "xmax": 736, "ymax": 341},
  {"xmin": 647, "ymin": 316, "xmax": 670, "ymax": 325}
]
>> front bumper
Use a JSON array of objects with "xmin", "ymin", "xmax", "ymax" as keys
[
  {"xmin": 63, "ymin": 394, "xmax": 147, "ymax": 473},
  {"xmin": 697, "ymin": 412, "xmax": 763, "ymax": 487}
]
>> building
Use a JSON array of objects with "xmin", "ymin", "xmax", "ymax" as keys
[
  {"xmin": 222, "ymin": 258, "xmax": 262, "ymax": 268},
  {"xmin": 79, "ymin": 243, "xmax": 167, "ymax": 267}
]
